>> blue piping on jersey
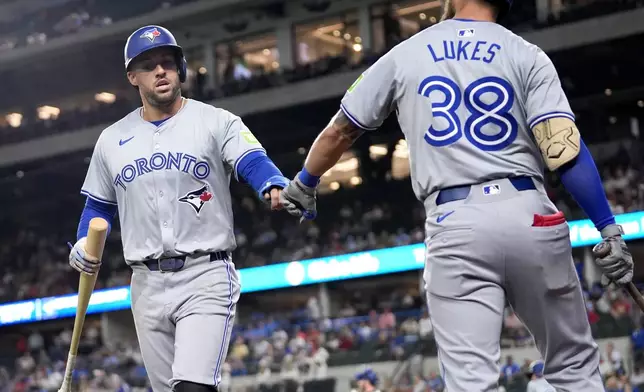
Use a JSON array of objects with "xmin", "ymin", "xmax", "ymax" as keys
[
  {"xmin": 451, "ymin": 18, "xmax": 488, "ymax": 22},
  {"xmin": 149, "ymin": 117, "xmax": 172, "ymax": 127},
  {"xmin": 528, "ymin": 111, "xmax": 575, "ymax": 130},
  {"xmin": 80, "ymin": 189, "xmax": 117, "ymax": 205},
  {"xmin": 77, "ymin": 197, "xmax": 117, "ymax": 240},
  {"xmin": 340, "ymin": 104, "xmax": 378, "ymax": 131}
]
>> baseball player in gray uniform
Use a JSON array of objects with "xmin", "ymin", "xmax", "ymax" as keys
[
  {"xmin": 67, "ymin": 25, "xmax": 289, "ymax": 392},
  {"xmin": 280, "ymin": 0, "xmax": 634, "ymax": 391}
]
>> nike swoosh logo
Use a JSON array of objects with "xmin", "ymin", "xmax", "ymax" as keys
[
  {"xmin": 436, "ymin": 211, "xmax": 455, "ymax": 223},
  {"xmin": 119, "ymin": 136, "xmax": 134, "ymax": 146}
]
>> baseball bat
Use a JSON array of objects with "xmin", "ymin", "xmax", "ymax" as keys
[
  {"xmin": 58, "ymin": 218, "xmax": 109, "ymax": 392},
  {"xmin": 593, "ymin": 241, "xmax": 644, "ymax": 313}
]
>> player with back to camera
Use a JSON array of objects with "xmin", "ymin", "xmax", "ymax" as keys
[
  {"xmin": 67, "ymin": 25, "xmax": 289, "ymax": 392},
  {"xmin": 279, "ymin": 0, "xmax": 634, "ymax": 391}
]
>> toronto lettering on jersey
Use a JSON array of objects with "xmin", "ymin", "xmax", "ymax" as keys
[
  {"xmin": 113, "ymin": 151, "xmax": 211, "ymax": 190},
  {"xmin": 427, "ymin": 40, "xmax": 501, "ymax": 63}
]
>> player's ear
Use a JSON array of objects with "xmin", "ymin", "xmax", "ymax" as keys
[{"xmin": 126, "ymin": 71, "xmax": 138, "ymax": 88}]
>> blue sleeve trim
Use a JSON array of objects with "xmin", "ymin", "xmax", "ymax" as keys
[
  {"xmin": 80, "ymin": 190, "xmax": 117, "ymax": 205},
  {"xmin": 528, "ymin": 111, "xmax": 575, "ymax": 129},
  {"xmin": 233, "ymin": 148, "xmax": 265, "ymax": 181},
  {"xmin": 340, "ymin": 104, "xmax": 379, "ymax": 131},
  {"xmin": 557, "ymin": 139, "xmax": 616, "ymax": 231},
  {"xmin": 236, "ymin": 150, "xmax": 286, "ymax": 195},
  {"xmin": 77, "ymin": 197, "xmax": 117, "ymax": 241}
]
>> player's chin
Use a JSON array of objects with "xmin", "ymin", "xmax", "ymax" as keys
[{"xmin": 152, "ymin": 88, "xmax": 179, "ymax": 104}]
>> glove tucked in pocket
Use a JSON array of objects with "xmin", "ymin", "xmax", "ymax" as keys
[{"xmin": 532, "ymin": 211, "xmax": 566, "ymax": 227}]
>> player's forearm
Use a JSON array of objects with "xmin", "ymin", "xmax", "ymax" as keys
[
  {"xmin": 557, "ymin": 139, "xmax": 615, "ymax": 230},
  {"xmin": 77, "ymin": 198, "xmax": 117, "ymax": 241},
  {"xmin": 300, "ymin": 110, "xmax": 364, "ymax": 185}
]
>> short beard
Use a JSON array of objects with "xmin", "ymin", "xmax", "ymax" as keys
[
  {"xmin": 440, "ymin": 0, "xmax": 455, "ymax": 21},
  {"xmin": 143, "ymin": 84, "xmax": 181, "ymax": 109}
]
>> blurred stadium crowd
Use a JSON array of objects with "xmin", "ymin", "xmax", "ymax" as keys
[{"xmin": 0, "ymin": 0, "xmax": 642, "ymax": 391}]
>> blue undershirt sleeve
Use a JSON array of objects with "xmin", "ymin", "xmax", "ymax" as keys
[
  {"xmin": 236, "ymin": 150, "xmax": 287, "ymax": 195},
  {"xmin": 77, "ymin": 197, "xmax": 117, "ymax": 241},
  {"xmin": 557, "ymin": 139, "xmax": 616, "ymax": 231}
]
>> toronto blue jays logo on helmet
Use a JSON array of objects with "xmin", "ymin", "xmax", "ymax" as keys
[
  {"xmin": 140, "ymin": 27, "xmax": 162, "ymax": 43},
  {"xmin": 178, "ymin": 184, "xmax": 213, "ymax": 214}
]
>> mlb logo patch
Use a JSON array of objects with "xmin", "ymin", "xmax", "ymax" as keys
[
  {"xmin": 458, "ymin": 29, "xmax": 475, "ymax": 38},
  {"xmin": 483, "ymin": 184, "xmax": 500, "ymax": 195}
]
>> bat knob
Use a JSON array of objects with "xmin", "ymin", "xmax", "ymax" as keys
[{"xmin": 593, "ymin": 241, "xmax": 611, "ymax": 258}]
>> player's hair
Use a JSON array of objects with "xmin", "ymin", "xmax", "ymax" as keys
[{"xmin": 441, "ymin": 0, "xmax": 503, "ymax": 21}]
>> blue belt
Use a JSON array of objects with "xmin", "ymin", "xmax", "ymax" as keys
[
  {"xmin": 143, "ymin": 251, "xmax": 229, "ymax": 272},
  {"xmin": 435, "ymin": 176, "xmax": 536, "ymax": 206}
]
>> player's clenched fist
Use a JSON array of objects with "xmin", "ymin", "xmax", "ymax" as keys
[
  {"xmin": 259, "ymin": 175, "xmax": 290, "ymax": 211},
  {"xmin": 280, "ymin": 172, "xmax": 317, "ymax": 221},
  {"xmin": 592, "ymin": 224, "xmax": 634, "ymax": 285},
  {"xmin": 68, "ymin": 237, "xmax": 101, "ymax": 275}
]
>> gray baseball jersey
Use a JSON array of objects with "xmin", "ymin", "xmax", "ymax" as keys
[
  {"xmin": 81, "ymin": 98, "xmax": 264, "ymax": 262},
  {"xmin": 341, "ymin": 20, "xmax": 603, "ymax": 392},
  {"xmin": 81, "ymin": 98, "xmax": 256, "ymax": 390},
  {"xmin": 341, "ymin": 20, "xmax": 574, "ymax": 201}
]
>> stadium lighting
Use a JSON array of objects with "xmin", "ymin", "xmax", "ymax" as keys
[
  {"xmin": 37, "ymin": 105, "xmax": 60, "ymax": 120},
  {"xmin": 394, "ymin": 139, "xmax": 409, "ymax": 158},
  {"xmin": 333, "ymin": 30, "xmax": 341, "ymax": 37},
  {"xmin": 329, "ymin": 181, "xmax": 340, "ymax": 191},
  {"xmin": 5, "ymin": 112, "xmax": 22, "ymax": 128},
  {"xmin": 344, "ymin": 33, "xmax": 351, "ymax": 40},
  {"xmin": 638, "ymin": 100, "xmax": 644, "ymax": 108},
  {"xmin": 350, "ymin": 176, "xmax": 362, "ymax": 186},
  {"xmin": 263, "ymin": 49, "xmax": 271, "ymax": 55},
  {"xmin": 369, "ymin": 145, "xmax": 388, "ymax": 157},
  {"xmin": 332, "ymin": 157, "xmax": 359, "ymax": 172},
  {"xmin": 353, "ymin": 43, "xmax": 362, "ymax": 52},
  {"xmin": 420, "ymin": 13, "xmax": 427, "ymax": 20},
  {"xmin": 605, "ymin": 88, "xmax": 612, "ymax": 96},
  {"xmin": 355, "ymin": 36, "xmax": 362, "ymax": 43},
  {"xmin": 94, "ymin": 92, "xmax": 116, "ymax": 104},
  {"xmin": 198, "ymin": 67, "xmax": 208, "ymax": 75},
  {"xmin": 271, "ymin": 61, "xmax": 280, "ymax": 69}
]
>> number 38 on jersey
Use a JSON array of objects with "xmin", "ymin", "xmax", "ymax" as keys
[{"xmin": 418, "ymin": 76, "xmax": 518, "ymax": 151}]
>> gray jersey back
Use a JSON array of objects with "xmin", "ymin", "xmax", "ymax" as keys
[
  {"xmin": 81, "ymin": 99, "xmax": 264, "ymax": 262},
  {"xmin": 341, "ymin": 20, "xmax": 574, "ymax": 202}
]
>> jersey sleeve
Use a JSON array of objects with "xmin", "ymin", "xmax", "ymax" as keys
[
  {"xmin": 80, "ymin": 134, "xmax": 117, "ymax": 205},
  {"xmin": 525, "ymin": 49, "xmax": 575, "ymax": 129},
  {"xmin": 340, "ymin": 50, "xmax": 398, "ymax": 131},
  {"xmin": 217, "ymin": 110, "xmax": 266, "ymax": 176}
]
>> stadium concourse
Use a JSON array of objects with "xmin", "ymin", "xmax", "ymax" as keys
[{"xmin": 0, "ymin": 0, "xmax": 642, "ymax": 391}]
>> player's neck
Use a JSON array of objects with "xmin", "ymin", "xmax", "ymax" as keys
[
  {"xmin": 141, "ymin": 96, "xmax": 185, "ymax": 122},
  {"xmin": 454, "ymin": 4, "xmax": 497, "ymax": 22}
]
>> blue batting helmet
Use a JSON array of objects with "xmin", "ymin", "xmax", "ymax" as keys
[
  {"xmin": 528, "ymin": 360, "xmax": 545, "ymax": 377},
  {"xmin": 355, "ymin": 368, "xmax": 378, "ymax": 386},
  {"xmin": 124, "ymin": 25, "xmax": 187, "ymax": 83}
]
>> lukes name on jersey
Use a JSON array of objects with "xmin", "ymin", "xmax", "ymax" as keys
[
  {"xmin": 428, "ymin": 40, "xmax": 501, "ymax": 64},
  {"xmin": 113, "ymin": 151, "xmax": 211, "ymax": 191}
]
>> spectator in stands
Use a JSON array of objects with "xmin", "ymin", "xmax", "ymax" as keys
[
  {"xmin": 427, "ymin": 370, "xmax": 444, "ymax": 392},
  {"xmin": 632, "ymin": 317, "xmax": 644, "ymax": 363},
  {"xmin": 500, "ymin": 355, "xmax": 521, "ymax": 382},
  {"xmin": 607, "ymin": 341, "xmax": 625, "ymax": 374},
  {"xmin": 379, "ymin": 307, "xmax": 396, "ymax": 330},
  {"xmin": 419, "ymin": 310, "xmax": 433, "ymax": 340},
  {"xmin": 231, "ymin": 336, "xmax": 250, "ymax": 362},
  {"xmin": 605, "ymin": 374, "xmax": 633, "ymax": 392}
]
